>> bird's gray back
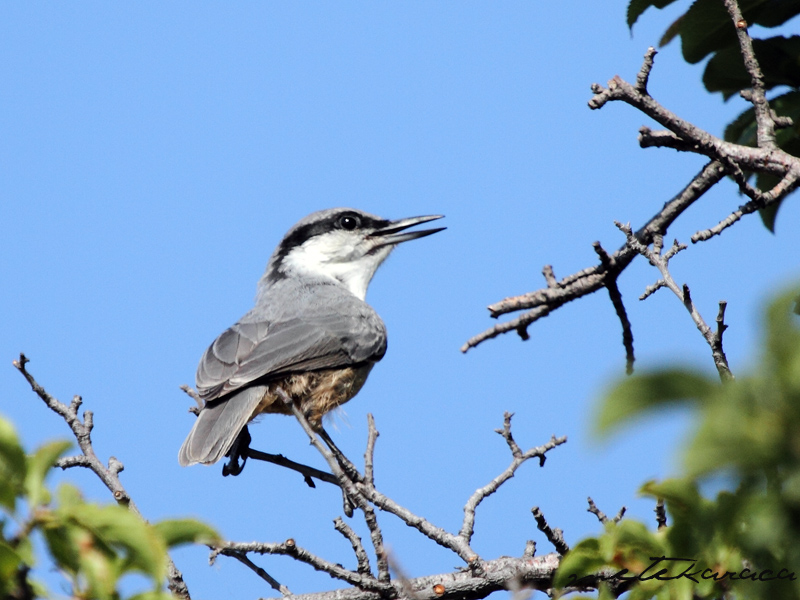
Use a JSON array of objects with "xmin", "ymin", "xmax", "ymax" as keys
[{"xmin": 195, "ymin": 277, "xmax": 387, "ymax": 403}]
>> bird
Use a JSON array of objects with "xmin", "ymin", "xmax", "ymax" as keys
[{"xmin": 178, "ymin": 207, "xmax": 444, "ymax": 474}]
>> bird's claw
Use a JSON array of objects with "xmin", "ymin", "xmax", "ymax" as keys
[{"xmin": 222, "ymin": 427, "xmax": 251, "ymax": 477}]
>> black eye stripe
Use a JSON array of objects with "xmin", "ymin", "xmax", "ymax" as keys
[
  {"xmin": 275, "ymin": 211, "xmax": 389, "ymax": 259},
  {"xmin": 269, "ymin": 210, "xmax": 392, "ymax": 281}
]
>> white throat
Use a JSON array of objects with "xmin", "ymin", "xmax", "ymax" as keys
[{"xmin": 281, "ymin": 233, "xmax": 393, "ymax": 300}]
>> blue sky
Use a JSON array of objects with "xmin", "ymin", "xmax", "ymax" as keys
[{"xmin": 2, "ymin": 3, "xmax": 799, "ymax": 599}]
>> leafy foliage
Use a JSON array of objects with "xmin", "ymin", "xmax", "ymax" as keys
[
  {"xmin": 556, "ymin": 288, "xmax": 800, "ymax": 599},
  {"xmin": 0, "ymin": 418, "xmax": 218, "ymax": 599},
  {"xmin": 627, "ymin": 0, "xmax": 800, "ymax": 229}
]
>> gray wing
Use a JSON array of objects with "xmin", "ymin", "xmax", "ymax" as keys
[{"xmin": 195, "ymin": 302, "xmax": 387, "ymax": 403}]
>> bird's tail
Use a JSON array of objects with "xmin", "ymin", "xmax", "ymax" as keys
[{"xmin": 178, "ymin": 386, "xmax": 266, "ymax": 466}]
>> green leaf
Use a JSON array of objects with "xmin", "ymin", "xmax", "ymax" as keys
[
  {"xmin": 764, "ymin": 287, "xmax": 800, "ymax": 392},
  {"xmin": 655, "ymin": 0, "xmax": 800, "ymax": 63},
  {"xmin": 75, "ymin": 526, "xmax": 118, "ymax": 600},
  {"xmin": 42, "ymin": 523, "xmax": 82, "ymax": 573},
  {"xmin": 63, "ymin": 502, "xmax": 168, "ymax": 582},
  {"xmin": 749, "ymin": 0, "xmax": 800, "ymax": 27},
  {"xmin": 595, "ymin": 369, "xmax": 716, "ymax": 437},
  {"xmin": 703, "ymin": 36, "xmax": 800, "ymax": 97},
  {"xmin": 153, "ymin": 519, "xmax": 220, "ymax": 548},
  {"xmin": 0, "ymin": 540, "xmax": 23, "ymax": 595},
  {"xmin": 46, "ymin": 484, "xmax": 169, "ymax": 586},
  {"xmin": 128, "ymin": 591, "xmax": 177, "ymax": 600},
  {"xmin": 641, "ymin": 479, "xmax": 702, "ymax": 513},
  {"xmin": 55, "ymin": 482, "xmax": 84, "ymax": 508},
  {"xmin": 554, "ymin": 538, "xmax": 606, "ymax": 588},
  {"xmin": 0, "ymin": 416, "xmax": 26, "ymax": 512},
  {"xmin": 659, "ymin": 14, "xmax": 684, "ymax": 47},
  {"xmin": 758, "ymin": 200, "xmax": 782, "ymax": 233},
  {"xmin": 24, "ymin": 439, "xmax": 71, "ymax": 508},
  {"xmin": 627, "ymin": 0, "xmax": 679, "ymax": 30},
  {"xmin": 606, "ymin": 519, "xmax": 666, "ymax": 562},
  {"xmin": 677, "ymin": 0, "xmax": 738, "ymax": 64}
]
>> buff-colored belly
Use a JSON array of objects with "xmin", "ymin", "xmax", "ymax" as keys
[{"xmin": 251, "ymin": 363, "xmax": 374, "ymax": 426}]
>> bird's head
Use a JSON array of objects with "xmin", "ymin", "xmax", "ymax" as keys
[{"xmin": 264, "ymin": 208, "xmax": 445, "ymax": 300}]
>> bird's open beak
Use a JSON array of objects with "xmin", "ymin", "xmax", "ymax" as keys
[{"xmin": 370, "ymin": 215, "xmax": 445, "ymax": 247}]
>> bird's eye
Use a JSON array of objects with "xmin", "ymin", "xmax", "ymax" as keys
[{"xmin": 338, "ymin": 215, "xmax": 360, "ymax": 230}]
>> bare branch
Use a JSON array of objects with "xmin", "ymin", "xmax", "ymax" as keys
[
  {"xmin": 587, "ymin": 498, "xmax": 626, "ymax": 525},
  {"xmin": 220, "ymin": 550, "xmax": 291, "ymax": 596},
  {"xmin": 276, "ymin": 390, "xmax": 391, "ymax": 580},
  {"xmin": 716, "ymin": 301, "xmax": 729, "ymax": 348},
  {"xmin": 587, "ymin": 53, "xmax": 794, "ymax": 180},
  {"xmin": 464, "ymin": 34, "xmax": 798, "ymax": 359},
  {"xmin": 334, "ymin": 518, "xmax": 372, "ymax": 577},
  {"xmin": 639, "ymin": 279, "xmax": 667, "ymax": 300},
  {"xmin": 616, "ymin": 225, "xmax": 733, "ymax": 380},
  {"xmin": 531, "ymin": 507, "xmax": 569, "ymax": 556},
  {"xmin": 655, "ymin": 499, "xmax": 667, "ymax": 530},
  {"xmin": 213, "ymin": 540, "xmax": 387, "ymax": 593},
  {"xmin": 586, "ymin": 497, "xmax": 608, "ymax": 524},
  {"xmin": 616, "ymin": 222, "xmax": 733, "ymax": 381},
  {"xmin": 245, "ymin": 448, "xmax": 339, "ymax": 487},
  {"xmin": 523, "ymin": 540, "xmax": 536, "ymax": 558},
  {"xmin": 13, "ymin": 354, "xmax": 191, "ymax": 600},
  {"xmin": 460, "ymin": 413, "xmax": 567, "ymax": 545},
  {"xmin": 721, "ymin": 0, "xmax": 776, "ymax": 149},
  {"xmin": 542, "ymin": 265, "xmax": 558, "ymax": 288},
  {"xmin": 639, "ymin": 127, "xmax": 698, "ymax": 152},
  {"xmin": 262, "ymin": 554, "xmax": 561, "ymax": 600},
  {"xmin": 462, "ymin": 161, "xmax": 726, "ymax": 354},
  {"xmin": 603, "ymin": 271, "xmax": 635, "ymax": 374},
  {"xmin": 691, "ymin": 166, "xmax": 800, "ymax": 242},
  {"xmin": 635, "ymin": 47, "xmax": 657, "ymax": 94},
  {"xmin": 364, "ymin": 413, "xmax": 379, "ymax": 486}
]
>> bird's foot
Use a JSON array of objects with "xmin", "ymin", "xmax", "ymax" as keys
[{"xmin": 223, "ymin": 426, "xmax": 251, "ymax": 477}]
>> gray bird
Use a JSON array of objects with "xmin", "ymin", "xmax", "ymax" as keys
[{"xmin": 178, "ymin": 207, "xmax": 444, "ymax": 473}]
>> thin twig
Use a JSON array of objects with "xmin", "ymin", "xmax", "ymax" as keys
[
  {"xmin": 277, "ymin": 389, "xmax": 391, "ymax": 582},
  {"xmin": 616, "ymin": 225, "xmax": 733, "ymax": 380},
  {"xmin": 586, "ymin": 498, "xmax": 626, "ymax": 525},
  {"xmin": 635, "ymin": 47, "xmax": 657, "ymax": 94},
  {"xmin": 245, "ymin": 448, "xmax": 339, "ymax": 487},
  {"xmin": 460, "ymin": 413, "xmax": 567, "ymax": 545},
  {"xmin": 592, "ymin": 241, "xmax": 636, "ymax": 372},
  {"xmin": 655, "ymin": 499, "xmax": 667, "ymax": 530},
  {"xmin": 212, "ymin": 540, "xmax": 388, "ymax": 593},
  {"xmin": 227, "ymin": 551, "xmax": 291, "ymax": 596},
  {"xmin": 13, "ymin": 354, "xmax": 191, "ymax": 600},
  {"xmin": 586, "ymin": 497, "xmax": 608, "ymax": 524},
  {"xmin": 364, "ymin": 413, "xmax": 379, "ymax": 487},
  {"xmin": 465, "ymin": 39, "xmax": 799, "ymax": 356},
  {"xmin": 334, "ymin": 518, "xmax": 372, "ymax": 576},
  {"xmin": 530, "ymin": 507, "xmax": 569, "ymax": 556},
  {"xmin": 721, "ymin": 0, "xmax": 775, "ymax": 149},
  {"xmin": 462, "ymin": 161, "xmax": 726, "ymax": 352}
]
